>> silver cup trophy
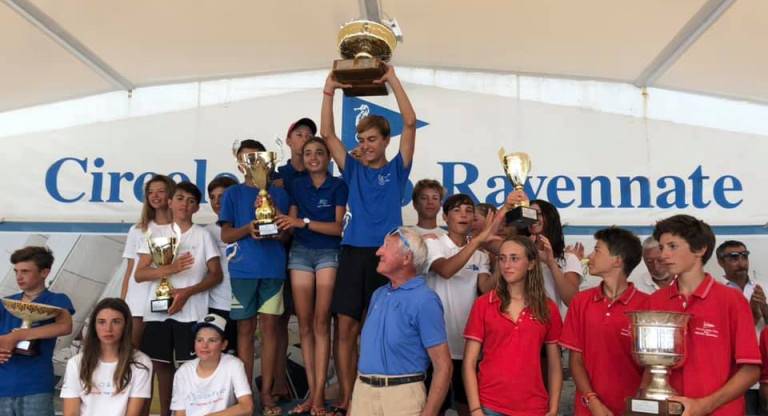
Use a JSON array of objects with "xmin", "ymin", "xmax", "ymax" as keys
[
  {"xmin": 146, "ymin": 224, "xmax": 182, "ymax": 313},
  {"xmin": 626, "ymin": 311, "xmax": 690, "ymax": 415},
  {"xmin": 499, "ymin": 148, "xmax": 538, "ymax": 225}
]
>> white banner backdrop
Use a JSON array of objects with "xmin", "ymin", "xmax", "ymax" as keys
[{"xmin": 2, "ymin": 84, "xmax": 764, "ymax": 230}]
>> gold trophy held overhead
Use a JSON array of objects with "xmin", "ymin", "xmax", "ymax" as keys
[
  {"xmin": 1, "ymin": 299, "xmax": 62, "ymax": 356},
  {"xmin": 499, "ymin": 149, "xmax": 538, "ymax": 226},
  {"xmin": 146, "ymin": 224, "xmax": 182, "ymax": 313},
  {"xmin": 238, "ymin": 150, "xmax": 280, "ymax": 238},
  {"xmin": 333, "ymin": 19, "xmax": 398, "ymax": 96}
]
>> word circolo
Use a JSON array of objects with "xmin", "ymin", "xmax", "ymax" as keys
[{"xmin": 45, "ymin": 157, "xmax": 743, "ymax": 209}]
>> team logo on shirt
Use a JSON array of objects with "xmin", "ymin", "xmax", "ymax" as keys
[
  {"xmin": 317, "ymin": 198, "xmax": 331, "ymax": 208},
  {"xmin": 377, "ymin": 173, "xmax": 391, "ymax": 186},
  {"xmin": 466, "ymin": 264, "xmax": 480, "ymax": 271},
  {"xmin": 693, "ymin": 320, "xmax": 720, "ymax": 338}
]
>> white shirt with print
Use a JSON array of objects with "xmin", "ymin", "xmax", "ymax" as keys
[
  {"xmin": 171, "ymin": 354, "xmax": 251, "ymax": 416},
  {"xmin": 204, "ymin": 223, "xmax": 233, "ymax": 311},
  {"xmin": 426, "ymin": 234, "xmax": 490, "ymax": 359},
  {"xmin": 139, "ymin": 224, "xmax": 220, "ymax": 323},
  {"xmin": 60, "ymin": 351, "xmax": 153, "ymax": 416}
]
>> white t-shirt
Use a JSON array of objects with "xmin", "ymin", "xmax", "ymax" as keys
[
  {"xmin": 541, "ymin": 252, "xmax": 583, "ymax": 317},
  {"xmin": 123, "ymin": 222, "xmax": 173, "ymax": 317},
  {"xmin": 409, "ymin": 225, "xmax": 446, "ymax": 237},
  {"xmin": 426, "ymin": 234, "xmax": 490, "ymax": 359},
  {"xmin": 60, "ymin": 351, "xmax": 153, "ymax": 416},
  {"xmin": 171, "ymin": 354, "xmax": 251, "ymax": 416},
  {"xmin": 138, "ymin": 224, "xmax": 220, "ymax": 323},
  {"xmin": 204, "ymin": 223, "xmax": 232, "ymax": 311}
]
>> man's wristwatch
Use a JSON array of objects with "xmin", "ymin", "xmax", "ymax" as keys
[{"xmin": 303, "ymin": 218, "xmax": 310, "ymax": 229}]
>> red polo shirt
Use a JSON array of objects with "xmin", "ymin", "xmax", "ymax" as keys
[
  {"xmin": 760, "ymin": 327, "xmax": 768, "ymax": 384},
  {"xmin": 560, "ymin": 283, "xmax": 649, "ymax": 415},
  {"xmin": 464, "ymin": 291, "xmax": 562, "ymax": 416},
  {"xmin": 646, "ymin": 274, "xmax": 761, "ymax": 415}
]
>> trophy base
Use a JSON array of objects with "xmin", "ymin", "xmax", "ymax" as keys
[
  {"xmin": 253, "ymin": 222, "xmax": 279, "ymax": 239},
  {"xmin": 625, "ymin": 397, "xmax": 683, "ymax": 415},
  {"xmin": 505, "ymin": 206, "xmax": 538, "ymax": 226},
  {"xmin": 13, "ymin": 339, "xmax": 38, "ymax": 356},
  {"xmin": 333, "ymin": 58, "xmax": 388, "ymax": 96},
  {"xmin": 151, "ymin": 297, "xmax": 173, "ymax": 313}
]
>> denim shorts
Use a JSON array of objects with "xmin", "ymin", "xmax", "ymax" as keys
[
  {"xmin": 288, "ymin": 244, "xmax": 339, "ymax": 272},
  {"xmin": 0, "ymin": 393, "xmax": 54, "ymax": 416}
]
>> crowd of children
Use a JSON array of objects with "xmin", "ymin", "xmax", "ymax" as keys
[{"xmin": 0, "ymin": 65, "xmax": 767, "ymax": 416}]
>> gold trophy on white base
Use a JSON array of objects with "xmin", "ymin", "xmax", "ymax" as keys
[
  {"xmin": 146, "ymin": 224, "xmax": 182, "ymax": 313},
  {"xmin": 1, "ymin": 299, "xmax": 63, "ymax": 356},
  {"xmin": 238, "ymin": 151, "xmax": 280, "ymax": 238},
  {"xmin": 626, "ymin": 311, "xmax": 690, "ymax": 415},
  {"xmin": 499, "ymin": 149, "xmax": 538, "ymax": 225}
]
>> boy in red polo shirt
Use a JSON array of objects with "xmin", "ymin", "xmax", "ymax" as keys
[
  {"xmin": 647, "ymin": 214, "xmax": 760, "ymax": 415},
  {"xmin": 560, "ymin": 227, "xmax": 649, "ymax": 415}
]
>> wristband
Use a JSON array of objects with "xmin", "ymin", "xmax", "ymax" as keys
[
  {"xmin": 323, "ymin": 90, "xmax": 334, "ymax": 97},
  {"xmin": 581, "ymin": 391, "xmax": 599, "ymax": 407},
  {"xmin": 469, "ymin": 408, "xmax": 482, "ymax": 414}
]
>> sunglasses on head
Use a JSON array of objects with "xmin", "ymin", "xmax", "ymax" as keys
[
  {"xmin": 387, "ymin": 227, "xmax": 411, "ymax": 252},
  {"xmin": 721, "ymin": 251, "xmax": 749, "ymax": 261}
]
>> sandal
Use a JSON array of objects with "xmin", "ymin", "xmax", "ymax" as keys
[
  {"xmin": 287, "ymin": 402, "xmax": 312, "ymax": 415},
  {"xmin": 311, "ymin": 407, "xmax": 332, "ymax": 416},
  {"xmin": 262, "ymin": 405, "xmax": 283, "ymax": 416},
  {"xmin": 328, "ymin": 406, "xmax": 347, "ymax": 416}
]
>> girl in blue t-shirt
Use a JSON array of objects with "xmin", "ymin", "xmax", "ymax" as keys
[{"xmin": 275, "ymin": 137, "xmax": 348, "ymax": 415}]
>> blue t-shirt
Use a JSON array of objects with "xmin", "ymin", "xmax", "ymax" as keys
[
  {"xmin": 358, "ymin": 277, "xmax": 447, "ymax": 375},
  {"xmin": 0, "ymin": 290, "xmax": 75, "ymax": 397},
  {"xmin": 342, "ymin": 152, "xmax": 411, "ymax": 248},
  {"xmin": 275, "ymin": 162, "xmax": 306, "ymax": 191},
  {"xmin": 218, "ymin": 183, "xmax": 290, "ymax": 280},
  {"xmin": 288, "ymin": 175, "xmax": 349, "ymax": 250}
]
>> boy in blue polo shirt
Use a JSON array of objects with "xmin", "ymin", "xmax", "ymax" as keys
[
  {"xmin": 0, "ymin": 246, "xmax": 74, "ymax": 416},
  {"xmin": 219, "ymin": 139, "xmax": 291, "ymax": 414},
  {"xmin": 321, "ymin": 64, "xmax": 418, "ymax": 413}
]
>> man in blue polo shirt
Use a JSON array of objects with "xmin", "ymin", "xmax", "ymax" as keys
[
  {"xmin": 350, "ymin": 227, "xmax": 452, "ymax": 416},
  {"xmin": 0, "ymin": 246, "xmax": 74, "ymax": 416}
]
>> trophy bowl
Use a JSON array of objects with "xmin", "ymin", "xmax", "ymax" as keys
[
  {"xmin": 2, "ymin": 298, "xmax": 62, "ymax": 324},
  {"xmin": 146, "ymin": 225, "xmax": 182, "ymax": 313},
  {"xmin": 334, "ymin": 19, "xmax": 397, "ymax": 96},
  {"xmin": 499, "ymin": 150, "xmax": 537, "ymax": 226},
  {"xmin": 338, "ymin": 20, "xmax": 397, "ymax": 62},
  {"xmin": 2, "ymin": 298, "xmax": 63, "ymax": 355},
  {"xmin": 626, "ymin": 310, "xmax": 690, "ymax": 415},
  {"xmin": 147, "ymin": 236, "xmax": 178, "ymax": 267},
  {"xmin": 238, "ymin": 151, "xmax": 280, "ymax": 237}
]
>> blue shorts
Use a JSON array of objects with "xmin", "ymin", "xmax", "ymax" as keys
[
  {"xmin": 0, "ymin": 393, "xmax": 54, "ymax": 416},
  {"xmin": 288, "ymin": 244, "xmax": 339, "ymax": 272},
  {"xmin": 230, "ymin": 278, "xmax": 284, "ymax": 320}
]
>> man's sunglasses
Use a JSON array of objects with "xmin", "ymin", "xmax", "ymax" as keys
[{"xmin": 720, "ymin": 251, "xmax": 750, "ymax": 261}]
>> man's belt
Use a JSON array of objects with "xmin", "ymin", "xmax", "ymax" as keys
[{"xmin": 358, "ymin": 373, "xmax": 426, "ymax": 388}]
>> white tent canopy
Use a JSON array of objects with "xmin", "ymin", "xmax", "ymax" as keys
[{"xmin": 1, "ymin": 0, "xmax": 767, "ymax": 113}]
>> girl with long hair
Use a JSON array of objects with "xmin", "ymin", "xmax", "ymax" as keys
[
  {"xmin": 61, "ymin": 298, "xmax": 152, "ymax": 416},
  {"xmin": 275, "ymin": 137, "xmax": 348, "ymax": 415},
  {"xmin": 528, "ymin": 199, "xmax": 582, "ymax": 310},
  {"xmin": 120, "ymin": 174, "xmax": 175, "ymax": 346},
  {"xmin": 463, "ymin": 236, "xmax": 563, "ymax": 416}
]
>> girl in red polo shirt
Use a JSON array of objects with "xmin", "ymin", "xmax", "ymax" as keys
[{"xmin": 463, "ymin": 236, "xmax": 563, "ymax": 416}]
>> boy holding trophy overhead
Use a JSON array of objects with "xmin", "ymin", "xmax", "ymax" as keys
[
  {"xmin": 0, "ymin": 246, "xmax": 74, "ymax": 416},
  {"xmin": 135, "ymin": 181, "xmax": 222, "ymax": 416},
  {"xmin": 646, "ymin": 215, "xmax": 760, "ymax": 415},
  {"xmin": 218, "ymin": 139, "xmax": 290, "ymax": 414},
  {"xmin": 320, "ymin": 64, "xmax": 417, "ymax": 413}
]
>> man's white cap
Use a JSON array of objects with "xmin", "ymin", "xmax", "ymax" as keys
[{"xmin": 194, "ymin": 313, "xmax": 226, "ymax": 336}]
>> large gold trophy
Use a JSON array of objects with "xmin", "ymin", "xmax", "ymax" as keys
[
  {"xmin": 333, "ymin": 20, "xmax": 397, "ymax": 96},
  {"xmin": 146, "ymin": 224, "xmax": 182, "ymax": 313},
  {"xmin": 238, "ymin": 151, "xmax": 280, "ymax": 238},
  {"xmin": 1, "ymin": 299, "xmax": 62, "ymax": 356},
  {"xmin": 499, "ymin": 149, "xmax": 538, "ymax": 225},
  {"xmin": 626, "ymin": 311, "xmax": 690, "ymax": 415}
]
